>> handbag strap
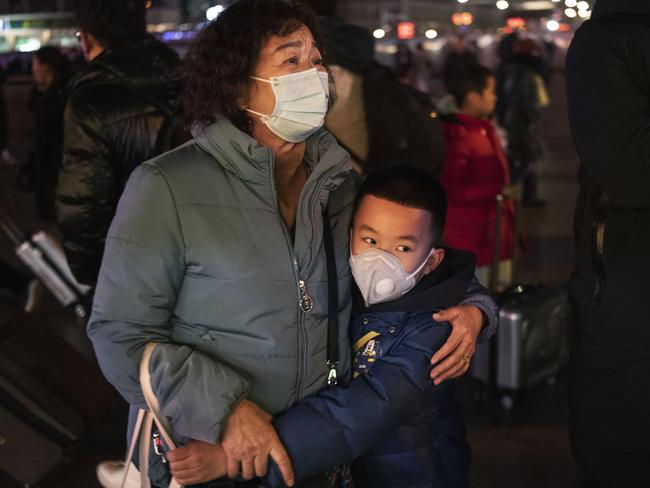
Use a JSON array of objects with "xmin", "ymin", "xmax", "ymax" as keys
[
  {"xmin": 322, "ymin": 209, "xmax": 339, "ymax": 387},
  {"xmin": 121, "ymin": 343, "xmax": 182, "ymax": 488}
]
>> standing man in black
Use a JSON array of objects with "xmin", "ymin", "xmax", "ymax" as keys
[
  {"xmin": 566, "ymin": 1, "xmax": 650, "ymax": 486},
  {"xmin": 56, "ymin": 0, "xmax": 184, "ymax": 286}
]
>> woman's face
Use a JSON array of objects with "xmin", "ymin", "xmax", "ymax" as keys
[{"xmin": 246, "ymin": 24, "xmax": 326, "ymax": 122}]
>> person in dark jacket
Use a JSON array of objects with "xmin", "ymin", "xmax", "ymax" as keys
[
  {"xmin": 323, "ymin": 19, "xmax": 445, "ymax": 176},
  {"xmin": 566, "ymin": 2, "xmax": 650, "ymax": 487},
  {"xmin": 168, "ymin": 167, "xmax": 474, "ymax": 488},
  {"xmin": 29, "ymin": 46, "xmax": 71, "ymax": 221},
  {"xmin": 55, "ymin": 0, "xmax": 184, "ymax": 286},
  {"xmin": 498, "ymin": 38, "xmax": 548, "ymax": 207}
]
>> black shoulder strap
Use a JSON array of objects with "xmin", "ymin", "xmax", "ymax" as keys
[{"xmin": 322, "ymin": 208, "xmax": 339, "ymax": 387}]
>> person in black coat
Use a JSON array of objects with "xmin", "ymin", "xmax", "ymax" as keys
[
  {"xmin": 55, "ymin": 0, "xmax": 184, "ymax": 286},
  {"xmin": 29, "ymin": 46, "xmax": 71, "ymax": 221},
  {"xmin": 322, "ymin": 19, "xmax": 445, "ymax": 177},
  {"xmin": 565, "ymin": 1, "xmax": 650, "ymax": 486}
]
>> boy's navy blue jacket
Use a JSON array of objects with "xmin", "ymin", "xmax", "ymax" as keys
[{"xmin": 267, "ymin": 249, "xmax": 476, "ymax": 488}]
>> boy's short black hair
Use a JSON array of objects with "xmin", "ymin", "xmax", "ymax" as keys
[
  {"xmin": 75, "ymin": 0, "xmax": 146, "ymax": 47},
  {"xmin": 445, "ymin": 63, "xmax": 493, "ymax": 107},
  {"xmin": 354, "ymin": 165, "xmax": 447, "ymax": 246}
]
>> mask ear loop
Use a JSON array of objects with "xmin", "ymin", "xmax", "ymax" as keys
[
  {"xmin": 246, "ymin": 76, "xmax": 275, "ymax": 118},
  {"xmin": 250, "ymin": 75, "xmax": 273, "ymax": 84},
  {"xmin": 245, "ymin": 107, "xmax": 267, "ymax": 118},
  {"xmin": 406, "ymin": 248, "xmax": 436, "ymax": 280}
]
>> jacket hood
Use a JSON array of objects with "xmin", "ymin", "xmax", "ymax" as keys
[
  {"xmin": 592, "ymin": 0, "xmax": 650, "ymax": 18},
  {"xmin": 355, "ymin": 248, "xmax": 476, "ymax": 315},
  {"xmin": 68, "ymin": 36, "xmax": 182, "ymax": 108}
]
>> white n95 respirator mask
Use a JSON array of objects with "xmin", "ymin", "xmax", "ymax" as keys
[
  {"xmin": 246, "ymin": 68, "xmax": 329, "ymax": 143},
  {"xmin": 349, "ymin": 247, "xmax": 434, "ymax": 307}
]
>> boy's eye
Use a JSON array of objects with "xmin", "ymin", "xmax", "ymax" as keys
[
  {"xmin": 285, "ymin": 56, "xmax": 299, "ymax": 64},
  {"xmin": 362, "ymin": 237, "xmax": 377, "ymax": 246},
  {"xmin": 396, "ymin": 245, "xmax": 411, "ymax": 253},
  {"xmin": 312, "ymin": 57, "xmax": 323, "ymax": 66}
]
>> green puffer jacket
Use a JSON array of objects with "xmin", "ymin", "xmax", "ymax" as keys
[{"xmin": 88, "ymin": 119, "xmax": 357, "ymax": 480}]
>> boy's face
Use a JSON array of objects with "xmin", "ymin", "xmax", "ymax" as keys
[
  {"xmin": 465, "ymin": 76, "xmax": 497, "ymax": 119},
  {"xmin": 351, "ymin": 195, "xmax": 445, "ymax": 277}
]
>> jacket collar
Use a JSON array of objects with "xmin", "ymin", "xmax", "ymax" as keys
[
  {"xmin": 451, "ymin": 112, "xmax": 492, "ymax": 129},
  {"xmin": 192, "ymin": 117, "xmax": 351, "ymax": 188}
]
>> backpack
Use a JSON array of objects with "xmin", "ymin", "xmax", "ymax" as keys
[{"xmin": 362, "ymin": 68, "xmax": 445, "ymax": 175}]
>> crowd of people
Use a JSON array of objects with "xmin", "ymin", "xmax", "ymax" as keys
[{"xmin": 0, "ymin": 0, "xmax": 648, "ymax": 487}]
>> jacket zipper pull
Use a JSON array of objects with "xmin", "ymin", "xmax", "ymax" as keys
[
  {"xmin": 299, "ymin": 280, "xmax": 313, "ymax": 313},
  {"xmin": 293, "ymin": 258, "xmax": 313, "ymax": 313}
]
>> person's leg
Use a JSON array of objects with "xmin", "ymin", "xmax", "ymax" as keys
[
  {"xmin": 569, "ymin": 365, "xmax": 650, "ymax": 488},
  {"xmin": 0, "ymin": 258, "xmax": 30, "ymax": 297}
]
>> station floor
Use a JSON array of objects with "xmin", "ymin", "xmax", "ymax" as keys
[{"xmin": 0, "ymin": 72, "xmax": 580, "ymax": 488}]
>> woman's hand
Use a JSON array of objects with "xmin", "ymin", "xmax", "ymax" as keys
[
  {"xmin": 167, "ymin": 440, "xmax": 227, "ymax": 486},
  {"xmin": 221, "ymin": 398, "xmax": 295, "ymax": 486},
  {"xmin": 429, "ymin": 305, "xmax": 484, "ymax": 385}
]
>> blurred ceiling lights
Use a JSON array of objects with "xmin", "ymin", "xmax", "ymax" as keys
[
  {"xmin": 546, "ymin": 19, "xmax": 560, "ymax": 31},
  {"xmin": 425, "ymin": 29, "xmax": 438, "ymax": 39}
]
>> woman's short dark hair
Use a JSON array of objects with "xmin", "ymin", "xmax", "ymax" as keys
[
  {"xmin": 184, "ymin": 0, "xmax": 327, "ymax": 131},
  {"xmin": 75, "ymin": 0, "xmax": 146, "ymax": 47},
  {"xmin": 354, "ymin": 165, "xmax": 448, "ymax": 246}
]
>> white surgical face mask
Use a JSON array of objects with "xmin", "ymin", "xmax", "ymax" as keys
[
  {"xmin": 246, "ymin": 68, "xmax": 329, "ymax": 143},
  {"xmin": 350, "ymin": 247, "xmax": 435, "ymax": 307}
]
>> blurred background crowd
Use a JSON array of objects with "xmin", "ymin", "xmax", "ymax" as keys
[{"xmin": 0, "ymin": 1, "xmax": 615, "ymax": 487}]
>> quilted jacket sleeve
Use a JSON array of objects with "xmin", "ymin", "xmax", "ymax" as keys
[
  {"xmin": 266, "ymin": 321, "xmax": 452, "ymax": 487},
  {"xmin": 87, "ymin": 163, "xmax": 250, "ymax": 442},
  {"xmin": 460, "ymin": 275, "xmax": 498, "ymax": 344}
]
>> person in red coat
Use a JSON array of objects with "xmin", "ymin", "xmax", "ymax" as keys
[{"xmin": 439, "ymin": 63, "xmax": 515, "ymax": 290}]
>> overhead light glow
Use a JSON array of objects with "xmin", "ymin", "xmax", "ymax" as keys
[
  {"xmin": 397, "ymin": 21, "xmax": 416, "ymax": 40},
  {"xmin": 576, "ymin": 1, "xmax": 589, "ymax": 10},
  {"xmin": 496, "ymin": 0, "xmax": 510, "ymax": 9},
  {"xmin": 458, "ymin": 0, "xmax": 469, "ymax": 3},
  {"xmin": 17, "ymin": 38, "xmax": 41, "ymax": 52},
  {"xmin": 565, "ymin": 0, "xmax": 577, "ymax": 7},
  {"xmin": 578, "ymin": 9, "xmax": 591, "ymax": 18},
  {"xmin": 546, "ymin": 19, "xmax": 560, "ymax": 31},
  {"xmin": 565, "ymin": 7, "xmax": 577, "ymax": 17},
  {"xmin": 373, "ymin": 28, "xmax": 386, "ymax": 39},
  {"xmin": 425, "ymin": 29, "xmax": 438, "ymax": 40},
  {"xmin": 206, "ymin": 5, "xmax": 224, "ymax": 21},
  {"xmin": 452, "ymin": 12, "xmax": 474, "ymax": 26}
]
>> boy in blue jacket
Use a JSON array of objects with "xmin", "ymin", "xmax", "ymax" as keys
[
  {"xmin": 269, "ymin": 166, "xmax": 473, "ymax": 488},
  {"xmin": 170, "ymin": 166, "xmax": 477, "ymax": 487}
]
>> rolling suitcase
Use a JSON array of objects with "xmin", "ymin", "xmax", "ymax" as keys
[
  {"xmin": 0, "ymin": 208, "xmax": 91, "ymax": 319},
  {"xmin": 0, "ymin": 298, "xmax": 85, "ymax": 487},
  {"xmin": 472, "ymin": 193, "xmax": 570, "ymax": 409}
]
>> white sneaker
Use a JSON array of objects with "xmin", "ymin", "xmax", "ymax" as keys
[{"xmin": 96, "ymin": 460, "xmax": 141, "ymax": 488}]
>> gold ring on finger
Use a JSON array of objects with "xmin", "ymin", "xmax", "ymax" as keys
[{"xmin": 461, "ymin": 355, "xmax": 470, "ymax": 366}]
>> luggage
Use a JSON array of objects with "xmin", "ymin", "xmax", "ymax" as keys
[
  {"xmin": 0, "ymin": 208, "xmax": 91, "ymax": 318},
  {"xmin": 0, "ymin": 298, "xmax": 85, "ymax": 487},
  {"xmin": 471, "ymin": 193, "xmax": 570, "ymax": 409},
  {"xmin": 0, "ymin": 297, "xmax": 116, "ymax": 485}
]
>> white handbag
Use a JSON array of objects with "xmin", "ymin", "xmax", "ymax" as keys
[{"xmin": 117, "ymin": 342, "xmax": 182, "ymax": 488}]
